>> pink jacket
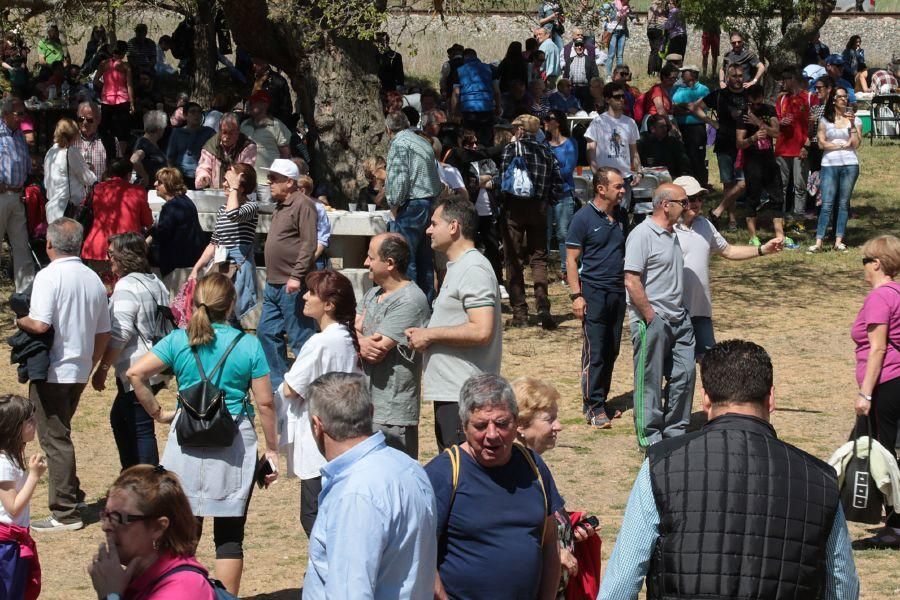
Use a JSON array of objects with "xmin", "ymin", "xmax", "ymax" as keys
[
  {"xmin": 194, "ymin": 140, "xmax": 257, "ymax": 189},
  {"xmin": 125, "ymin": 553, "xmax": 215, "ymax": 600}
]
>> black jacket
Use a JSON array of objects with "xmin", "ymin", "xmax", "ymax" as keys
[{"xmin": 8, "ymin": 290, "xmax": 53, "ymax": 384}]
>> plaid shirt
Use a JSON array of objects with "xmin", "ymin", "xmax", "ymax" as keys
[
  {"xmin": 385, "ymin": 129, "xmax": 443, "ymax": 208},
  {"xmin": 77, "ymin": 134, "xmax": 109, "ymax": 178},
  {"xmin": 498, "ymin": 134, "xmax": 563, "ymax": 203},
  {"xmin": 870, "ymin": 69, "xmax": 898, "ymax": 93},
  {"xmin": 0, "ymin": 120, "xmax": 31, "ymax": 189}
]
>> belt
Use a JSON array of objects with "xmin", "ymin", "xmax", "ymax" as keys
[{"xmin": 0, "ymin": 185, "xmax": 24, "ymax": 194}]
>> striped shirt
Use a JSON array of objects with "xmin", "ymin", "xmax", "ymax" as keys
[
  {"xmin": 77, "ymin": 134, "xmax": 109, "ymax": 178},
  {"xmin": 211, "ymin": 201, "xmax": 259, "ymax": 247},
  {"xmin": 108, "ymin": 272, "xmax": 170, "ymax": 390},
  {"xmin": 598, "ymin": 460, "xmax": 860, "ymax": 600},
  {"xmin": 0, "ymin": 120, "xmax": 31, "ymax": 188}
]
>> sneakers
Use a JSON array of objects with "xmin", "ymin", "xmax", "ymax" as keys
[
  {"xmin": 31, "ymin": 517, "xmax": 84, "ymax": 533},
  {"xmin": 834, "ymin": 243, "xmax": 848, "ymax": 252},
  {"xmin": 538, "ymin": 310, "xmax": 557, "ymax": 331},
  {"xmin": 499, "ymin": 285, "xmax": 510, "ymax": 300},
  {"xmin": 587, "ymin": 412, "xmax": 612, "ymax": 429},
  {"xmin": 807, "ymin": 244, "xmax": 824, "ymax": 254},
  {"xmin": 783, "ymin": 236, "xmax": 799, "ymax": 250},
  {"xmin": 788, "ymin": 221, "xmax": 807, "ymax": 235},
  {"xmin": 727, "ymin": 221, "xmax": 738, "ymax": 232},
  {"xmin": 749, "ymin": 236, "xmax": 761, "ymax": 247},
  {"xmin": 505, "ymin": 316, "xmax": 527, "ymax": 329}
]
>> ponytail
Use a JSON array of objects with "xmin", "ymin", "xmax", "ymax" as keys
[
  {"xmin": 187, "ymin": 303, "xmax": 214, "ymax": 346},
  {"xmin": 188, "ymin": 273, "xmax": 236, "ymax": 346}
]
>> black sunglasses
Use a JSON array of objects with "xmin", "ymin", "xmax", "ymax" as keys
[
  {"xmin": 77, "ymin": 116, "xmax": 95, "ymax": 124},
  {"xmin": 610, "ymin": 93, "xmax": 626, "ymax": 99},
  {"xmin": 862, "ymin": 257, "xmax": 876, "ymax": 265}
]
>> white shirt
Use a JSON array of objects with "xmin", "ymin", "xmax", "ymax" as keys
[
  {"xmin": 43, "ymin": 144, "xmax": 97, "ymax": 223},
  {"xmin": 675, "ymin": 217, "xmax": 728, "ymax": 318},
  {"xmin": 470, "ymin": 162, "xmax": 493, "ymax": 217},
  {"xmin": 584, "ymin": 112, "xmax": 640, "ymax": 176},
  {"xmin": 28, "ymin": 256, "xmax": 111, "ymax": 383},
  {"xmin": 280, "ymin": 323, "xmax": 362, "ymax": 479},
  {"xmin": 0, "ymin": 453, "xmax": 28, "ymax": 526}
]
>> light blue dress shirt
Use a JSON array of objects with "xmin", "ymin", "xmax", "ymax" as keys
[
  {"xmin": 303, "ymin": 432, "xmax": 438, "ymax": 600},
  {"xmin": 598, "ymin": 460, "xmax": 860, "ymax": 600}
]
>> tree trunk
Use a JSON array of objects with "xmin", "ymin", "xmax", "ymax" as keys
[
  {"xmin": 220, "ymin": 0, "xmax": 386, "ymax": 207},
  {"xmin": 189, "ymin": 0, "xmax": 217, "ymax": 106}
]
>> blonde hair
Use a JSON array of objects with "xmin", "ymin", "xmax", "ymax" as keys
[
  {"xmin": 53, "ymin": 117, "xmax": 79, "ymax": 147},
  {"xmin": 862, "ymin": 235, "xmax": 900, "ymax": 278},
  {"xmin": 297, "ymin": 175, "xmax": 314, "ymax": 193},
  {"xmin": 511, "ymin": 114, "xmax": 540, "ymax": 135},
  {"xmin": 362, "ymin": 156, "xmax": 385, "ymax": 181},
  {"xmin": 155, "ymin": 167, "xmax": 187, "ymax": 196},
  {"xmin": 511, "ymin": 377, "xmax": 560, "ymax": 427},
  {"xmin": 188, "ymin": 273, "xmax": 236, "ymax": 346}
]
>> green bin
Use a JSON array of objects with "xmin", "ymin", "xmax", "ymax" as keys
[{"xmin": 857, "ymin": 110, "xmax": 872, "ymax": 135}]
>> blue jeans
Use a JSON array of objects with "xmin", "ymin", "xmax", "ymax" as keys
[
  {"xmin": 691, "ymin": 316, "xmax": 716, "ymax": 360},
  {"xmin": 110, "ymin": 379, "xmax": 160, "ymax": 469},
  {"xmin": 547, "ymin": 195, "xmax": 575, "ymax": 274},
  {"xmin": 228, "ymin": 244, "xmax": 258, "ymax": 318},
  {"xmin": 606, "ymin": 31, "xmax": 628, "ymax": 76},
  {"xmin": 389, "ymin": 198, "xmax": 435, "ymax": 301},
  {"xmin": 257, "ymin": 282, "xmax": 317, "ymax": 389},
  {"xmin": 816, "ymin": 164, "xmax": 859, "ymax": 241}
]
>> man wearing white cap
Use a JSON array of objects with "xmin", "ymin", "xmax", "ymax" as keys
[
  {"xmin": 258, "ymin": 158, "xmax": 319, "ymax": 390},
  {"xmin": 673, "ymin": 175, "xmax": 783, "ymax": 357}
]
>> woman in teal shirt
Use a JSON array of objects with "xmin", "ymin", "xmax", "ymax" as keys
[{"xmin": 127, "ymin": 272, "xmax": 279, "ymax": 596}]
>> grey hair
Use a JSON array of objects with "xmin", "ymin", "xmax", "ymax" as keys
[
  {"xmin": 219, "ymin": 112, "xmax": 240, "ymax": 130},
  {"xmin": 1, "ymin": 97, "xmax": 23, "ymax": 115},
  {"xmin": 652, "ymin": 186, "xmax": 677, "ymax": 208},
  {"xmin": 420, "ymin": 109, "xmax": 446, "ymax": 132},
  {"xmin": 385, "ymin": 111, "xmax": 410, "ymax": 133},
  {"xmin": 47, "ymin": 218, "xmax": 84, "ymax": 255},
  {"xmin": 143, "ymin": 110, "xmax": 167, "ymax": 133},
  {"xmin": 77, "ymin": 100, "xmax": 101, "ymax": 119},
  {"xmin": 458, "ymin": 373, "xmax": 518, "ymax": 427},
  {"xmin": 307, "ymin": 372, "xmax": 373, "ymax": 441}
]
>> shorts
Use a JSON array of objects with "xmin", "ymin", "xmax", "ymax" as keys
[
  {"xmin": 702, "ymin": 32, "xmax": 720, "ymax": 56},
  {"xmin": 716, "ymin": 151, "xmax": 744, "ymax": 184},
  {"xmin": 691, "ymin": 316, "xmax": 716, "ymax": 359}
]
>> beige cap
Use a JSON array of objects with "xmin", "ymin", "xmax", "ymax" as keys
[
  {"xmin": 680, "ymin": 64, "xmax": 701, "ymax": 73},
  {"xmin": 673, "ymin": 175, "xmax": 708, "ymax": 196},
  {"xmin": 665, "ymin": 53, "xmax": 684, "ymax": 62}
]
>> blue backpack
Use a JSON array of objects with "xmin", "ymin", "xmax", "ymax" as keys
[
  {"xmin": 500, "ymin": 142, "xmax": 535, "ymax": 198},
  {"xmin": 147, "ymin": 564, "xmax": 237, "ymax": 599}
]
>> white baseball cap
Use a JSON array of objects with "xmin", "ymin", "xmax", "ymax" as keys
[
  {"xmin": 263, "ymin": 158, "xmax": 300, "ymax": 181},
  {"xmin": 673, "ymin": 175, "xmax": 708, "ymax": 196}
]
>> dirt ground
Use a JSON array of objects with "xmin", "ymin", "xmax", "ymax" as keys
[{"xmin": 5, "ymin": 143, "xmax": 900, "ymax": 599}]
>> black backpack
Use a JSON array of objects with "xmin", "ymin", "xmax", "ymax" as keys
[{"xmin": 175, "ymin": 333, "xmax": 245, "ymax": 448}]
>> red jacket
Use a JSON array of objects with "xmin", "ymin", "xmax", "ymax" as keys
[
  {"xmin": 81, "ymin": 177, "xmax": 153, "ymax": 261},
  {"xmin": 0, "ymin": 521, "xmax": 41, "ymax": 600},
  {"xmin": 566, "ymin": 511, "xmax": 603, "ymax": 600}
]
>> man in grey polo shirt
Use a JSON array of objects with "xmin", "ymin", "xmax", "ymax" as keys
[
  {"xmin": 357, "ymin": 233, "xmax": 431, "ymax": 459},
  {"xmin": 405, "ymin": 197, "xmax": 502, "ymax": 451},
  {"xmin": 624, "ymin": 183, "xmax": 695, "ymax": 449}
]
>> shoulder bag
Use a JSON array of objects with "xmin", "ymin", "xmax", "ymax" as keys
[{"xmin": 175, "ymin": 332, "xmax": 246, "ymax": 448}]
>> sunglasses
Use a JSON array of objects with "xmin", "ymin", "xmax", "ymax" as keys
[
  {"xmin": 77, "ymin": 116, "xmax": 95, "ymax": 124},
  {"xmin": 731, "ymin": 40, "xmax": 744, "ymax": 45},
  {"xmin": 610, "ymin": 93, "xmax": 626, "ymax": 99},
  {"xmin": 668, "ymin": 199, "xmax": 688, "ymax": 207},
  {"xmin": 862, "ymin": 257, "xmax": 876, "ymax": 265},
  {"xmin": 835, "ymin": 94, "xmax": 848, "ymax": 99}
]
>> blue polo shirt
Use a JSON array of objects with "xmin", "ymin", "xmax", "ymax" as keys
[
  {"xmin": 566, "ymin": 200, "xmax": 626, "ymax": 292},
  {"xmin": 671, "ymin": 81, "xmax": 710, "ymax": 125}
]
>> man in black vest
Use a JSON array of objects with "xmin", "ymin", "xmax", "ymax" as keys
[{"xmin": 599, "ymin": 340, "xmax": 859, "ymax": 600}]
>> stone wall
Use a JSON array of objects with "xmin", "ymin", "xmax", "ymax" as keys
[{"xmin": 390, "ymin": 14, "xmax": 899, "ymax": 82}]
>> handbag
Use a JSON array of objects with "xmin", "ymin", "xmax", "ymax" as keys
[
  {"xmin": 839, "ymin": 416, "xmax": 885, "ymax": 524},
  {"xmin": 175, "ymin": 332, "xmax": 246, "ymax": 448}
]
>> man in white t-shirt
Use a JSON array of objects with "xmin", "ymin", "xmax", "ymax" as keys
[
  {"xmin": 673, "ymin": 176, "xmax": 782, "ymax": 358},
  {"xmin": 15, "ymin": 218, "xmax": 111, "ymax": 533},
  {"xmin": 584, "ymin": 81, "xmax": 642, "ymax": 206},
  {"xmin": 405, "ymin": 197, "xmax": 502, "ymax": 451}
]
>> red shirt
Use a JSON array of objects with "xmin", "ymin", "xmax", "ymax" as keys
[
  {"xmin": 81, "ymin": 177, "xmax": 153, "ymax": 260},
  {"xmin": 775, "ymin": 90, "xmax": 817, "ymax": 157}
]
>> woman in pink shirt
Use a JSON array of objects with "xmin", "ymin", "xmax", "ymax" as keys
[
  {"xmin": 88, "ymin": 465, "xmax": 216, "ymax": 599},
  {"xmin": 851, "ymin": 234, "xmax": 900, "ymax": 549}
]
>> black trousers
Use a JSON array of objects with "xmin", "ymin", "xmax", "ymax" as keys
[
  {"xmin": 647, "ymin": 28, "xmax": 665, "ymax": 74},
  {"xmin": 300, "ymin": 476, "xmax": 322, "ymax": 537},
  {"xmin": 679, "ymin": 123, "xmax": 709, "ymax": 187},
  {"xmin": 581, "ymin": 286, "xmax": 626, "ymax": 417},
  {"xmin": 434, "ymin": 401, "xmax": 464, "ymax": 451},
  {"xmin": 477, "ymin": 215, "xmax": 503, "ymax": 284},
  {"xmin": 873, "ymin": 375, "xmax": 900, "ymax": 527}
]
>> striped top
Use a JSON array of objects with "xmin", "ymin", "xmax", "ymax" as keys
[
  {"xmin": 0, "ymin": 120, "xmax": 31, "ymax": 188},
  {"xmin": 210, "ymin": 201, "xmax": 259, "ymax": 247},
  {"xmin": 108, "ymin": 272, "xmax": 170, "ymax": 390}
]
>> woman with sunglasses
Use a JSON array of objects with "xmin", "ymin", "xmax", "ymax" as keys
[
  {"xmin": 88, "ymin": 465, "xmax": 215, "ymax": 599},
  {"xmin": 850, "ymin": 235, "xmax": 900, "ymax": 549},
  {"xmin": 543, "ymin": 110, "xmax": 577, "ymax": 281},
  {"xmin": 808, "ymin": 88, "xmax": 861, "ymax": 253}
]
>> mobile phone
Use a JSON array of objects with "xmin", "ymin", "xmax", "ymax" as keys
[
  {"xmin": 255, "ymin": 455, "xmax": 277, "ymax": 489},
  {"xmin": 576, "ymin": 515, "xmax": 600, "ymax": 529}
]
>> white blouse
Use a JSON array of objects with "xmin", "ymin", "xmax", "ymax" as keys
[
  {"xmin": 278, "ymin": 323, "xmax": 362, "ymax": 479},
  {"xmin": 43, "ymin": 144, "xmax": 97, "ymax": 223}
]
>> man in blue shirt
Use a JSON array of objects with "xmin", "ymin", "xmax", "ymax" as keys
[
  {"xmin": 671, "ymin": 65, "xmax": 711, "ymax": 186},
  {"xmin": 548, "ymin": 78, "xmax": 582, "ymax": 114},
  {"xmin": 166, "ymin": 101, "xmax": 215, "ymax": 187},
  {"xmin": 304, "ymin": 372, "xmax": 437, "ymax": 599},
  {"xmin": 0, "ymin": 97, "xmax": 36, "ymax": 293},
  {"xmin": 809, "ymin": 55, "xmax": 857, "ymax": 104},
  {"xmin": 599, "ymin": 340, "xmax": 860, "ymax": 600},
  {"xmin": 566, "ymin": 167, "xmax": 627, "ymax": 430}
]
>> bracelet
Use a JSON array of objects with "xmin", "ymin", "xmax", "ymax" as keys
[{"xmin": 757, "ymin": 245, "xmax": 764, "ymax": 256}]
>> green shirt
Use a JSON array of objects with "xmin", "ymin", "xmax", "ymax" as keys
[
  {"xmin": 38, "ymin": 39, "xmax": 65, "ymax": 65},
  {"xmin": 153, "ymin": 323, "xmax": 270, "ymax": 415}
]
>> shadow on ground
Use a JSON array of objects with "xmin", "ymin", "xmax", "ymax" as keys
[{"xmin": 244, "ymin": 589, "xmax": 303, "ymax": 600}]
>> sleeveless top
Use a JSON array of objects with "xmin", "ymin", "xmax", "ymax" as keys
[{"xmin": 101, "ymin": 58, "xmax": 129, "ymax": 105}]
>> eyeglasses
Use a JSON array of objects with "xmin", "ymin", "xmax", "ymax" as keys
[
  {"xmin": 617, "ymin": 71, "xmax": 630, "ymax": 76},
  {"xmin": 667, "ymin": 199, "xmax": 688, "ymax": 207},
  {"xmin": 77, "ymin": 116, "xmax": 95, "ymax": 124},
  {"xmin": 835, "ymin": 94, "xmax": 848, "ymax": 99},
  {"xmin": 99, "ymin": 509, "xmax": 157, "ymax": 527},
  {"xmin": 862, "ymin": 257, "xmax": 876, "ymax": 265},
  {"xmin": 731, "ymin": 40, "xmax": 744, "ymax": 45}
]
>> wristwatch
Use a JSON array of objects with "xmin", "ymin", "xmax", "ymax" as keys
[
  {"xmin": 858, "ymin": 392, "xmax": 872, "ymax": 401},
  {"xmin": 569, "ymin": 292, "xmax": 583, "ymax": 301}
]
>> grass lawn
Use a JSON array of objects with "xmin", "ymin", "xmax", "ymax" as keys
[{"xmin": 3, "ymin": 141, "xmax": 899, "ymax": 598}]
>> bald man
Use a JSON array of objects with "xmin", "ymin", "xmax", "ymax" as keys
[
  {"xmin": 356, "ymin": 233, "xmax": 431, "ymax": 458},
  {"xmin": 623, "ymin": 183, "xmax": 696, "ymax": 449}
]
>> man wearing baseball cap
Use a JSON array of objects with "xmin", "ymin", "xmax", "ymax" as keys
[
  {"xmin": 673, "ymin": 175, "xmax": 783, "ymax": 357},
  {"xmin": 258, "ymin": 158, "xmax": 319, "ymax": 390},
  {"xmin": 241, "ymin": 90, "xmax": 292, "ymax": 203},
  {"xmin": 814, "ymin": 55, "xmax": 857, "ymax": 103}
]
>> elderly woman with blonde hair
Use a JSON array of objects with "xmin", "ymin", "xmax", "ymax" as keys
[{"xmin": 43, "ymin": 117, "xmax": 97, "ymax": 222}]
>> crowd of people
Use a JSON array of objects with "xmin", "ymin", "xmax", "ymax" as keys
[{"xmin": 0, "ymin": 4, "xmax": 899, "ymax": 599}]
